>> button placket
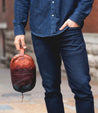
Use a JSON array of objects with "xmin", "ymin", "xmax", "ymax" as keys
[
  {"xmin": 51, "ymin": 1, "xmax": 55, "ymax": 17},
  {"xmin": 50, "ymin": 0, "xmax": 56, "ymax": 34}
]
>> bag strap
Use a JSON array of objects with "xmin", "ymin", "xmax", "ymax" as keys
[{"xmin": 20, "ymin": 48, "xmax": 24, "ymax": 56}]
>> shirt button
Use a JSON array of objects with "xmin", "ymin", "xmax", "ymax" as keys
[
  {"xmin": 52, "ymin": 1, "xmax": 54, "ymax": 4},
  {"xmin": 52, "ymin": 14, "xmax": 54, "ymax": 17}
]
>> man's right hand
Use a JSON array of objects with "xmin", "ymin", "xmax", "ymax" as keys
[{"xmin": 14, "ymin": 35, "xmax": 27, "ymax": 51}]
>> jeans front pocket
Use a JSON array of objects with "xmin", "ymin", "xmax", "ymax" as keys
[
  {"xmin": 67, "ymin": 26, "xmax": 81, "ymax": 30},
  {"xmin": 61, "ymin": 26, "xmax": 82, "ymax": 37}
]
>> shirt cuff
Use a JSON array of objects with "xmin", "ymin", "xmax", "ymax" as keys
[
  {"xmin": 13, "ymin": 21, "xmax": 25, "ymax": 37},
  {"xmin": 69, "ymin": 14, "xmax": 84, "ymax": 27}
]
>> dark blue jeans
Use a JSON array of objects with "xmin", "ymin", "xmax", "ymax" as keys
[{"xmin": 31, "ymin": 27, "xmax": 95, "ymax": 113}]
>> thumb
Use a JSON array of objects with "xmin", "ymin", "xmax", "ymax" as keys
[
  {"xmin": 21, "ymin": 37, "xmax": 27, "ymax": 49},
  {"xmin": 59, "ymin": 21, "xmax": 68, "ymax": 31}
]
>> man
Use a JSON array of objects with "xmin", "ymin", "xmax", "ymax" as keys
[{"xmin": 14, "ymin": 0, "xmax": 95, "ymax": 113}]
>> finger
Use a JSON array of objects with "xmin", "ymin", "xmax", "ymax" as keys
[
  {"xmin": 59, "ymin": 21, "xmax": 68, "ymax": 30},
  {"xmin": 14, "ymin": 40, "xmax": 21, "ymax": 51},
  {"xmin": 21, "ymin": 37, "xmax": 27, "ymax": 49}
]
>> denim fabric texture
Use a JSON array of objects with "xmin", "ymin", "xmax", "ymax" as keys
[
  {"xmin": 13, "ymin": 0, "xmax": 93, "ymax": 37},
  {"xmin": 31, "ymin": 28, "xmax": 95, "ymax": 113}
]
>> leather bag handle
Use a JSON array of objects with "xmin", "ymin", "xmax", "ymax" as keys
[{"xmin": 20, "ymin": 48, "xmax": 24, "ymax": 56}]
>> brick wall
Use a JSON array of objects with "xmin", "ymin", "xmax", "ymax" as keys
[
  {"xmin": 6, "ymin": 0, "xmax": 14, "ymax": 29},
  {"xmin": 0, "ymin": 0, "xmax": 6, "ymax": 22},
  {"xmin": 82, "ymin": 0, "xmax": 98, "ymax": 33},
  {"xmin": 6, "ymin": 0, "xmax": 30, "ymax": 30}
]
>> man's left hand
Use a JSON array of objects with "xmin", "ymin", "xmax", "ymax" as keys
[{"xmin": 59, "ymin": 19, "xmax": 80, "ymax": 31}]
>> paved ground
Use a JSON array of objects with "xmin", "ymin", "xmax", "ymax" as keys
[{"xmin": 0, "ymin": 68, "xmax": 98, "ymax": 113}]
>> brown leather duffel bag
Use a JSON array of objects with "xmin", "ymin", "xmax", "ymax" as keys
[{"xmin": 10, "ymin": 48, "xmax": 36, "ymax": 101}]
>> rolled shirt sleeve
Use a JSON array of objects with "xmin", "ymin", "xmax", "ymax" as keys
[
  {"xmin": 13, "ymin": 0, "xmax": 30, "ymax": 36},
  {"xmin": 69, "ymin": 0, "xmax": 94, "ymax": 27}
]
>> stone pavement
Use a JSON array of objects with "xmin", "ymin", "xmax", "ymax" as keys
[{"xmin": 0, "ymin": 68, "xmax": 98, "ymax": 113}]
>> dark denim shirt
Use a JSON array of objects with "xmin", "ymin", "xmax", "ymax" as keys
[{"xmin": 13, "ymin": 0, "xmax": 93, "ymax": 37}]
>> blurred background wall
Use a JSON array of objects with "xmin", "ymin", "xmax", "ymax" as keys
[{"xmin": 0, "ymin": 0, "xmax": 98, "ymax": 80}]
